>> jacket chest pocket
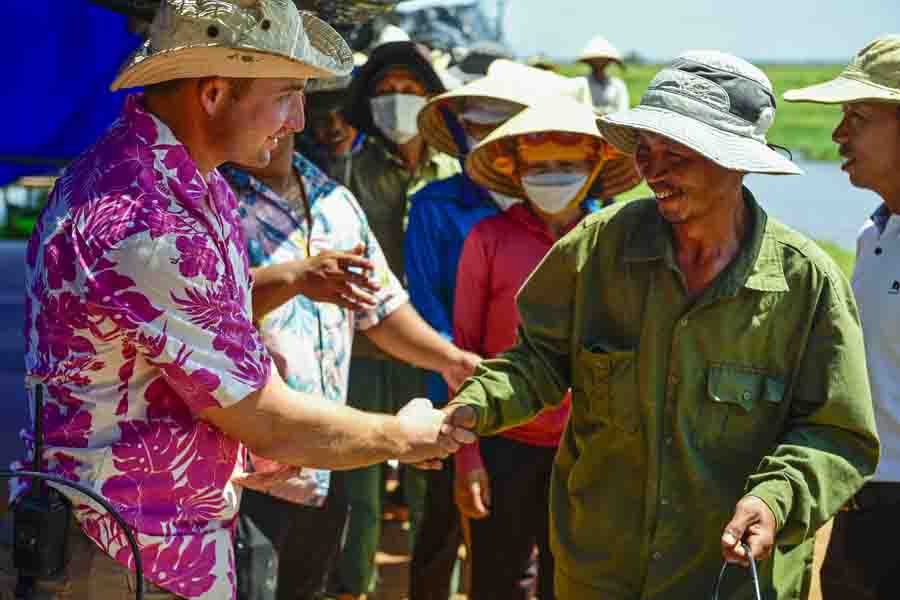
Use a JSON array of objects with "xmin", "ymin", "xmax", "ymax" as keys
[
  {"xmin": 574, "ymin": 346, "xmax": 640, "ymax": 434},
  {"xmin": 696, "ymin": 364, "xmax": 786, "ymax": 456}
]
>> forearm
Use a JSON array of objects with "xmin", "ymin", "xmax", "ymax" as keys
[
  {"xmin": 250, "ymin": 262, "xmax": 304, "ymax": 321},
  {"xmin": 451, "ymin": 343, "xmax": 561, "ymax": 435},
  {"xmin": 255, "ymin": 396, "xmax": 409, "ymax": 470},
  {"xmin": 364, "ymin": 302, "xmax": 460, "ymax": 371},
  {"xmin": 200, "ymin": 370, "xmax": 410, "ymax": 470}
]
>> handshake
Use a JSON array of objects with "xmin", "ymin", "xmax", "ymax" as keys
[{"xmin": 394, "ymin": 398, "xmax": 479, "ymax": 469}]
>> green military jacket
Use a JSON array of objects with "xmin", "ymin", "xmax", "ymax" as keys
[
  {"xmin": 334, "ymin": 138, "xmax": 459, "ymax": 359},
  {"xmin": 453, "ymin": 191, "xmax": 879, "ymax": 599}
]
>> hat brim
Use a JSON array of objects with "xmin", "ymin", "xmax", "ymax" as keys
[
  {"xmin": 111, "ymin": 12, "xmax": 352, "ymax": 91},
  {"xmin": 418, "ymin": 81, "xmax": 529, "ymax": 157},
  {"xmin": 598, "ymin": 106, "xmax": 803, "ymax": 175},
  {"xmin": 466, "ymin": 101, "xmax": 624, "ymax": 198},
  {"xmin": 784, "ymin": 75, "xmax": 900, "ymax": 105}
]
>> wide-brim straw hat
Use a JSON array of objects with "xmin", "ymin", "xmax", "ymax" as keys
[
  {"xmin": 466, "ymin": 98, "xmax": 624, "ymax": 199},
  {"xmin": 598, "ymin": 50, "xmax": 802, "ymax": 175},
  {"xmin": 418, "ymin": 59, "xmax": 593, "ymax": 157},
  {"xmin": 344, "ymin": 41, "xmax": 446, "ymax": 141},
  {"xmin": 111, "ymin": 0, "xmax": 353, "ymax": 91},
  {"xmin": 578, "ymin": 35, "xmax": 624, "ymax": 65},
  {"xmin": 783, "ymin": 34, "xmax": 900, "ymax": 105}
]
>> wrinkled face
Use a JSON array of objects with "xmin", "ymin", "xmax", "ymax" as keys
[
  {"xmin": 832, "ymin": 102, "xmax": 900, "ymax": 194},
  {"xmin": 210, "ymin": 77, "xmax": 306, "ymax": 168},
  {"xmin": 308, "ymin": 106, "xmax": 358, "ymax": 157},
  {"xmin": 634, "ymin": 131, "xmax": 743, "ymax": 225},
  {"xmin": 372, "ymin": 68, "xmax": 428, "ymax": 97}
]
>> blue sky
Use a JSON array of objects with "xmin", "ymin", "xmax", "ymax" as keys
[{"xmin": 492, "ymin": 0, "xmax": 898, "ymax": 63}]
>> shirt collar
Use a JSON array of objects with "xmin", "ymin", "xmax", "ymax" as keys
[
  {"xmin": 222, "ymin": 152, "xmax": 338, "ymax": 211},
  {"xmin": 870, "ymin": 203, "xmax": 891, "ymax": 234},
  {"xmin": 623, "ymin": 186, "xmax": 788, "ymax": 295},
  {"xmin": 124, "ymin": 94, "xmax": 217, "ymax": 213},
  {"xmin": 506, "ymin": 199, "xmax": 600, "ymax": 239}
]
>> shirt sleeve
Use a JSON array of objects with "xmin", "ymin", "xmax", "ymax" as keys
[
  {"xmin": 405, "ymin": 195, "xmax": 453, "ymax": 341},
  {"xmin": 108, "ymin": 231, "xmax": 271, "ymax": 415},
  {"xmin": 343, "ymin": 190, "xmax": 408, "ymax": 330},
  {"xmin": 746, "ymin": 270, "xmax": 879, "ymax": 545},
  {"xmin": 452, "ymin": 230, "xmax": 577, "ymax": 435},
  {"xmin": 453, "ymin": 226, "xmax": 491, "ymax": 356}
]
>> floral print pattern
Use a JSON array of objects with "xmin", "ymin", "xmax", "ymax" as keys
[
  {"xmin": 222, "ymin": 153, "xmax": 406, "ymax": 505},
  {"xmin": 15, "ymin": 94, "xmax": 271, "ymax": 599}
]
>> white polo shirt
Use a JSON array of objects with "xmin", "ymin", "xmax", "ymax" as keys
[{"xmin": 853, "ymin": 205, "xmax": 900, "ymax": 482}]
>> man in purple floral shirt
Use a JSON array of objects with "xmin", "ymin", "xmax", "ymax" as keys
[{"xmin": 8, "ymin": 2, "xmax": 475, "ymax": 599}]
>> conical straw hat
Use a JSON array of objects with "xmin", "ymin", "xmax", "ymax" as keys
[
  {"xmin": 466, "ymin": 98, "xmax": 617, "ymax": 199},
  {"xmin": 418, "ymin": 59, "xmax": 593, "ymax": 157}
]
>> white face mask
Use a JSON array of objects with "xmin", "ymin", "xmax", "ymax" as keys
[
  {"xmin": 369, "ymin": 94, "xmax": 427, "ymax": 145},
  {"xmin": 489, "ymin": 190, "xmax": 521, "ymax": 210},
  {"xmin": 521, "ymin": 172, "xmax": 589, "ymax": 214}
]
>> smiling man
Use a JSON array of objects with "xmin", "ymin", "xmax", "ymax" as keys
[
  {"xmin": 442, "ymin": 50, "xmax": 879, "ymax": 599},
  {"xmin": 785, "ymin": 34, "xmax": 900, "ymax": 598},
  {"xmin": 10, "ymin": 2, "xmax": 475, "ymax": 599}
]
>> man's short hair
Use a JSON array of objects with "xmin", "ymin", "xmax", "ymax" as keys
[{"xmin": 143, "ymin": 77, "xmax": 253, "ymax": 101}]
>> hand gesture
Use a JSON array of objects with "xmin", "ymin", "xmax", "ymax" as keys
[
  {"xmin": 455, "ymin": 466, "xmax": 491, "ymax": 519},
  {"xmin": 396, "ymin": 398, "xmax": 476, "ymax": 469},
  {"xmin": 298, "ymin": 244, "xmax": 379, "ymax": 310},
  {"xmin": 441, "ymin": 350, "xmax": 482, "ymax": 395},
  {"xmin": 720, "ymin": 495, "xmax": 777, "ymax": 566}
]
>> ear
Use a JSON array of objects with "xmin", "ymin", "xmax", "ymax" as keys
[{"xmin": 197, "ymin": 77, "xmax": 232, "ymax": 118}]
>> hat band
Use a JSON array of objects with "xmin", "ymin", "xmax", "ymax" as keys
[{"xmin": 639, "ymin": 89, "xmax": 769, "ymax": 144}]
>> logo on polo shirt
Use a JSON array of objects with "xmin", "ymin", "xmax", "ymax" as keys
[{"xmin": 890, "ymin": 280, "xmax": 900, "ymax": 295}]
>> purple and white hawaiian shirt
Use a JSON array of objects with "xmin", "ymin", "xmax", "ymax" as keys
[
  {"xmin": 221, "ymin": 152, "xmax": 407, "ymax": 506},
  {"xmin": 15, "ymin": 94, "xmax": 271, "ymax": 599}
]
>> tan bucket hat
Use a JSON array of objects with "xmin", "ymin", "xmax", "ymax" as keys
[
  {"xmin": 465, "ymin": 98, "xmax": 615, "ymax": 199},
  {"xmin": 418, "ymin": 59, "xmax": 593, "ymax": 157},
  {"xmin": 111, "ymin": 0, "xmax": 354, "ymax": 91},
  {"xmin": 578, "ymin": 35, "xmax": 624, "ymax": 64},
  {"xmin": 784, "ymin": 34, "xmax": 900, "ymax": 105}
]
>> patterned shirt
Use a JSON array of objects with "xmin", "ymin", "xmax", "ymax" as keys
[
  {"xmin": 17, "ymin": 94, "xmax": 271, "ymax": 600},
  {"xmin": 221, "ymin": 153, "xmax": 407, "ymax": 504}
]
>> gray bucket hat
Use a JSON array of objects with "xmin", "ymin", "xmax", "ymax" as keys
[
  {"xmin": 783, "ymin": 34, "xmax": 900, "ymax": 105},
  {"xmin": 111, "ymin": 0, "xmax": 353, "ymax": 91},
  {"xmin": 598, "ymin": 50, "xmax": 802, "ymax": 175}
]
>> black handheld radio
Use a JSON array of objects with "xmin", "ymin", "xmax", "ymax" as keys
[{"xmin": 13, "ymin": 384, "xmax": 71, "ymax": 578}]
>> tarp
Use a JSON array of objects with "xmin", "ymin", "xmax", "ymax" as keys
[{"xmin": 0, "ymin": 2, "xmax": 142, "ymax": 187}]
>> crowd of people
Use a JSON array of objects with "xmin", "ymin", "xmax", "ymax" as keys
[{"xmin": 4, "ymin": 0, "xmax": 900, "ymax": 599}]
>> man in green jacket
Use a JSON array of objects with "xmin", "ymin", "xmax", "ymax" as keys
[{"xmin": 443, "ymin": 50, "xmax": 880, "ymax": 599}]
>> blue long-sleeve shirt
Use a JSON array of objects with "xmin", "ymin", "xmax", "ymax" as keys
[{"xmin": 405, "ymin": 173, "xmax": 499, "ymax": 406}]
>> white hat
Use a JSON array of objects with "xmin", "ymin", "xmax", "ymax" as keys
[
  {"xmin": 598, "ymin": 50, "xmax": 802, "ymax": 175},
  {"xmin": 417, "ymin": 59, "xmax": 593, "ymax": 157},
  {"xmin": 111, "ymin": 0, "xmax": 353, "ymax": 91},
  {"xmin": 578, "ymin": 35, "xmax": 624, "ymax": 64}
]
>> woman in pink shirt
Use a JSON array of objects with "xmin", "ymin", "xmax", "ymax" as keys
[{"xmin": 452, "ymin": 101, "xmax": 638, "ymax": 599}]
